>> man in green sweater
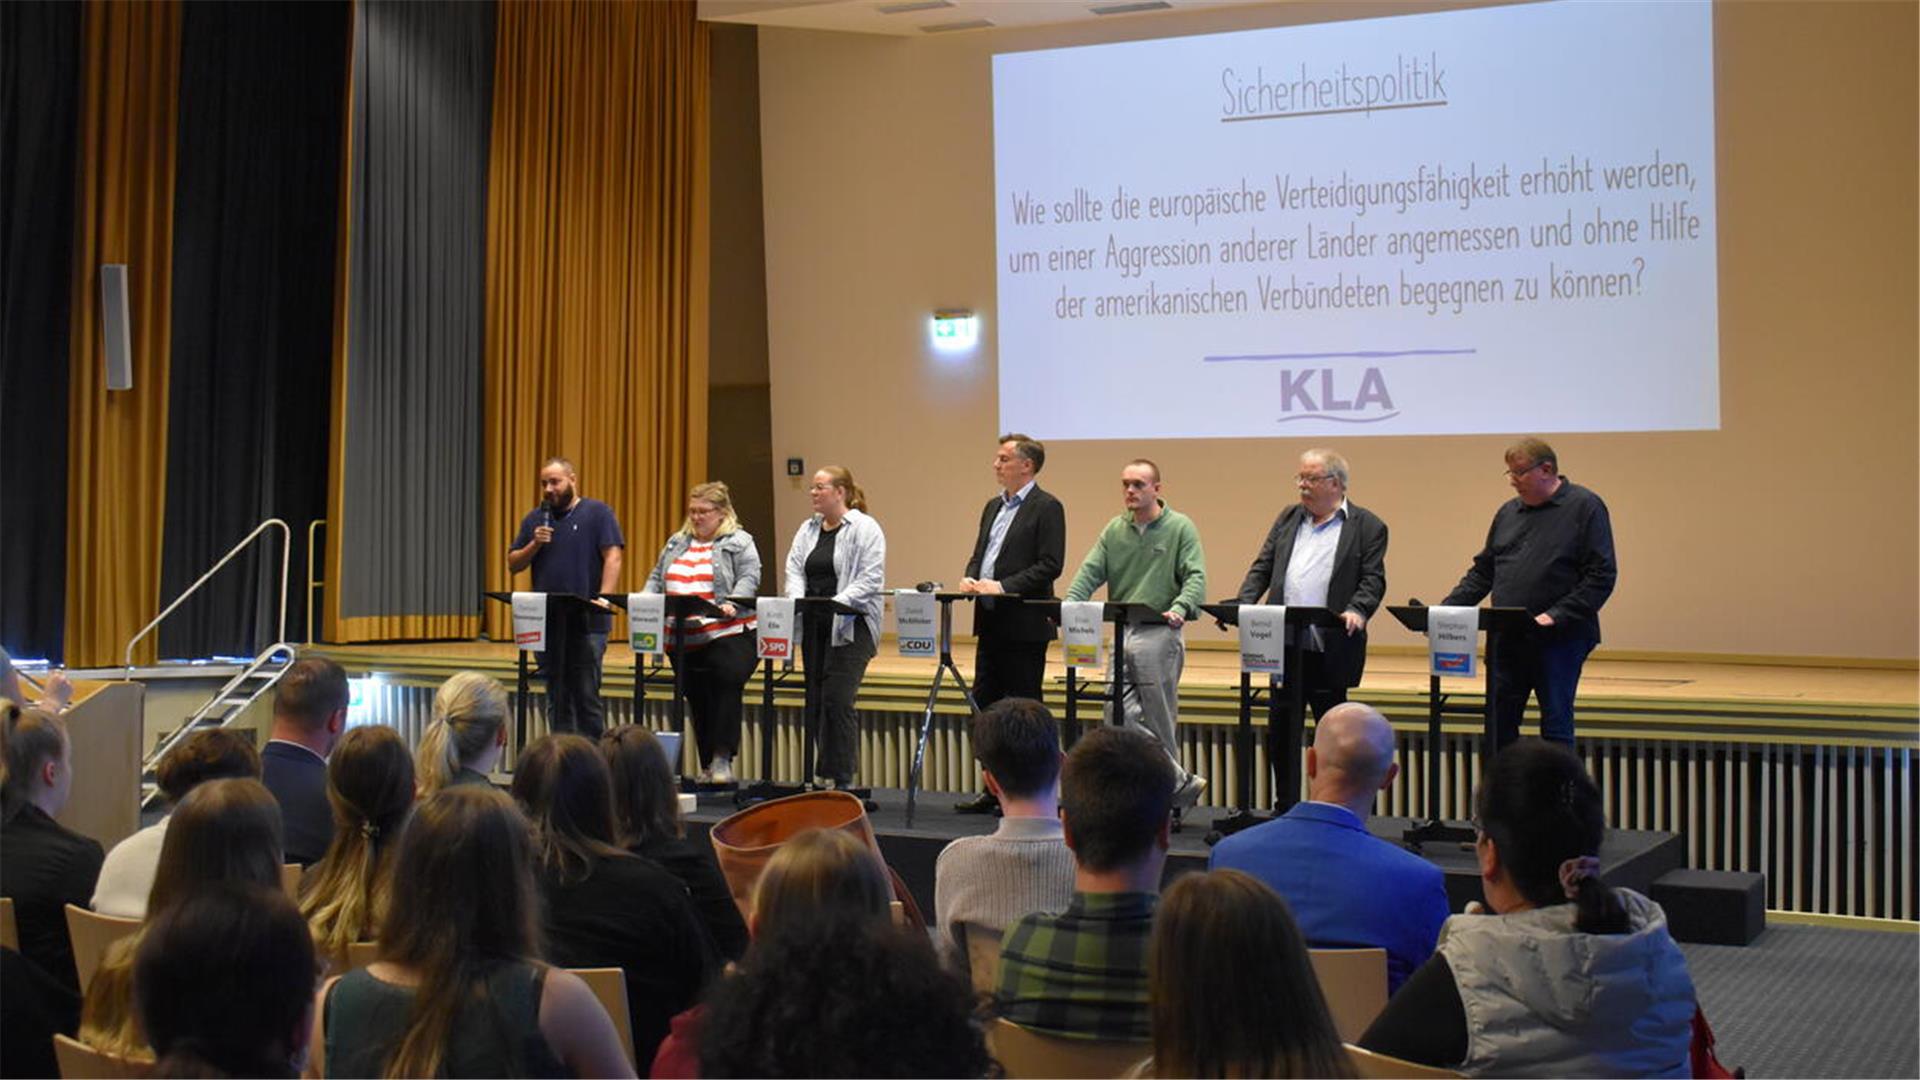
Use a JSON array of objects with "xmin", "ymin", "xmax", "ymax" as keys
[{"xmin": 1064, "ymin": 459, "xmax": 1208, "ymax": 807}]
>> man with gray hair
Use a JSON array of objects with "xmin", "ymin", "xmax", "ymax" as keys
[
  {"xmin": 1231, "ymin": 448, "xmax": 1388, "ymax": 793},
  {"xmin": 1209, "ymin": 702, "xmax": 1448, "ymax": 993}
]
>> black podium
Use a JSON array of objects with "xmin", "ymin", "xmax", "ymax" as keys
[
  {"xmin": 613, "ymin": 593, "xmax": 751, "ymax": 790},
  {"xmin": 904, "ymin": 592, "xmax": 980, "ymax": 828},
  {"xmin": 483, "ymin": 590, "xmax": 610, "ymax": 755},
  {"xmin": 1199, "ymin": 602, "xmax": 1338, "ymax": 839},
  {"xmin": 1386, "ymin": 604, "xmax": 1534, "ymax": 849},
  {"xmin": 1024, "ymin": 600, "xmax": 1165, "ymax": 739}
]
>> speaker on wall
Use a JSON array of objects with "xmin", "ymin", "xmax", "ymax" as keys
[{"xmin": 101, "ymin": 264, "xmax": 132, "ymax": 391}]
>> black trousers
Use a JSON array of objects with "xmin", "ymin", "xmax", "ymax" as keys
[
  {"xmin": 668, "ymin": 632, "xmax": 757, "ymax": 766},
  {"xmin": 972, "ymin": 634, "xmax": 1048, "ymax": 708},
  {"xmin": 800, "ymin": 616, "xmax": 875, "ymax": 786},
  {"xmin": 1266, "ymin": 648, "xmax": 1348, "ymax": 803},
  {"xmin": 542, "ymin": 605, "xmax": 607, "ymax": 738}
]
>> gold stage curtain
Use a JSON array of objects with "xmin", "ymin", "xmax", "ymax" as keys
[
  {"xmin": 482, "ymin": 0, "xmax": 710, "ymax": 638},
  {"xmin": 64, "ymin": 0, "xmax": 182, "ymax": 668}
]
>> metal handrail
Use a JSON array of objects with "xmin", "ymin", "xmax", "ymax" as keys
[
  {"xmin": 306, "ymin": 518, "xmax": 326, "ymax": 644},
  {"xmin": 141, "ymin": 641, "xmax": 298, "ymax": 806},
  {"xmin": 123, "ymin": 518, "xmax": 292, "ymax": 673}
]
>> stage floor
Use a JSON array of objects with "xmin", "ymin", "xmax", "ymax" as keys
[{"xmin": 680, "ymin": 785, "xmax": 1683, "ymax": 919}]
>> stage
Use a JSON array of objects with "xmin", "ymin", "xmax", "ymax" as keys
[{"xmin": 678, "ymin": 786, "xmax": 1686, "ymax": 920}]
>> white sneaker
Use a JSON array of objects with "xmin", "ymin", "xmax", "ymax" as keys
[
  {"xmin": 1172, "ymin": 773, "xmax": 1208, "ymax": 809},
  {"xmin": 710, "ymin": 757, "xmax": 734, "ymax": 784}
]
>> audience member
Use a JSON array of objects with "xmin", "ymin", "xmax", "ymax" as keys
[
  {"xmin": 652, "ymin": 827, "xmax": 895, "ymax": 1078},
  {"xmin": 1209, "ymin": 701, "xmax": 1448, "ymax": 992},
  {"xmin": 1137, "ymin": 869, "xmax": 1350, "ymax": 1078},
  {"xmin": 300, "ymin": 724, "xmax": 415, "ymax": 972},
  {"xmin": 414, "ymin": 671, "xmax": 507, "ymax": 796},
  {"xmin": 310, "ymin": 786, "xmax": 632, "ymax": 1078},
  {"xmin": 934, "ymin": 696, "xmax": 1074, "ymax": 963},
  {"xmin": 995, "ymin": 725, "xmax": 1174, "ymax": 1041},
  {"xmin": 92, "ymin": 728, "xmax": 260, "ymax": 918},
  {"xmin": 0, "ymin": 648, "xmax": 72, "ymax": 713},
  {"xmin": 1361, "ymin": 739, "xmax": 1697, "ymax": 1076},
  {"xmin": 600, "ymin": 724, "xmax": 748, "ymax": 960},
  {"xmin": 262, "ymin": 658, "xmax": 351, "ymax": 864},
  {"xmin": 0, "ymin": 703, "xmax": 103, "ymax": 993},
  {"xmin": 512, "ymin": 734, "xmax": 715, "ymax": 1066},
  {"xmin": 135, "ymin": 883, "xmax": 316, "ymax": 1079},
  {"xmin": 697, "ymin": 878, "xmax": 987, "ymax": 1076},
  {"xmin": 82, "ymin": 777, "xmax": 286, "ymax": 1059}
]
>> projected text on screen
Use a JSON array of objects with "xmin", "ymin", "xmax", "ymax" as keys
[{"xmin": 992, "ymin": 1, "xmax": 1719, "ymax": 439}]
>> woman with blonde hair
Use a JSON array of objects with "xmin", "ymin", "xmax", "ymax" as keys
[
  {"xmin": 81, "ymin": 777, "xmax": 286, "ymax": 1060},
  {"xmin": 641, "ymin": 481, "xmax": 761, "ymax": 784},
  {"xmin": 309, "ymin": 786, "xmax": 632, "ymax": 1078},
  {"xmin": 1139, "ymin": 869, "xmax": 1350, "ymax": 1078},
  {"xmin": 300, "ymin": 724, "xmax": 415, "ymax": 971},
  {"xmin": 413, "ymin": 671, "xmax": 507, "ymax": 796},
  {"xmin": 782, "ymin": 465, "xmax": 885, "ymax": 790}
]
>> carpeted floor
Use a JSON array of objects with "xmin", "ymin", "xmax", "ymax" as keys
[{"xmin": 1683, "ymin": 924, "xmax": 1919, "ymax": 1078}]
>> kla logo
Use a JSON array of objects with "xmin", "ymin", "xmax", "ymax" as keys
[{"xmin": 1277, "ymin": 367, "xmax": 1398, "ymax": 424}]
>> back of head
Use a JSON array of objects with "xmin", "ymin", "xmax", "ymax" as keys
[
  {"xmin": 1309, "ymin": 702, "xmax": 1395, "ymax": 803},
  {"xmin": 273, "ymin": 658, "xmax": 349, "ymax": 734},
  {"xmin": 1060, "ymin": 726, "xmax": 1175, "ymax": 874},
  {"xmin": 510, "ymin": 733, "xmax": 625, "ymax": 885},
  {"xmin": 415, "ymin": 672, "xmax": 506, "ymax": 796},
  {"xmin": 154, "ymin": 728, "xmax": 262, "ymax": 805},
  {"xmin": 1477, "ymin": 739, "xmax": 1627, "ymax": 934},
  {"xmin": 1150, "ymin": 870, "xmax": 1349, "ymax": 1078},
  {"xmin": 750, "ymin": 827, "xmax": 892, "ymax": 943},
  {"xmin": 970, "ymin": 697, "xmax": 1060, "ymax": 800},
  {"xmin": 379, "ymin": 786, "xmax": 542, "ymax": 1078},
  {"xmin": 0, "ymin": 702, "xmax": 66, "ymax": 821},
  {"xmin": 149, "ymin": 777, "xmax": 285, "ymax": 916},
  {"xmin": 699, "ymin": 919, "xmax": 987, "ymax": 1078},
  {"xmin": 599, "ymin": 724, "xmax": 683, "ymax": 846},
  {"xmin": 135, "ymin": 883, "xmax": 315, "ymax": 1079},
  {"xmin": 303, "ymin": 725, "xmax": 415, "ymax": 962}
]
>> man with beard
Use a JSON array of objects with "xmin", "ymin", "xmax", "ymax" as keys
[{"xmin": 509, "ymin": 457, "xmax": 625, "ymax": 736}]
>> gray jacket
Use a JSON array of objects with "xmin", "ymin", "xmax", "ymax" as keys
[
  {"xmin": 643, "ymin": 529, "xmax": 762, "ymax": 600},
  {"xmin": 783, "ymin": 509, "xmax": 886, "ymax": 646},
  {"xmin": 1439, "ymin": 888, "xmax": 1695, "ymax": 1078}
]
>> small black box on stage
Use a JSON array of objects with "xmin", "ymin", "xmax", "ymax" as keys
[{"xmin": 1651, "ymin": 868, "xmax": 1766, "ymax": 946}]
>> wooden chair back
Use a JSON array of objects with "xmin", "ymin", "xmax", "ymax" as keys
[
  {"xmin": 987, "ymin": 1017, "xmax": 1148, "ymax": 1079},
  {"xmin": 64, "ymin": 904, "xmax": 140, "ymax": 993},
  {"xmin": 571, "ymin": 967, "xmax": 635, "ymax": 1069},
  {"xmin": 53, "ymin": 1033, "xmax": 145, "ymax": 1080},
  {"xmin": 961, "ymin": 922, "xmax": 1002, "ymax": 995},
  {"xmin": 345, "ymin": 940, "xmax": 380, "ymax": 971},
  {"xmin": 0, "ymin": 896, "xmax": 17, "ymax": 951},
  {"xmin": 1344, "ymin": 1041, "xmax": 1466, "ymax": 1078},
  {"xmin": 281, "ymin": 863, "xmax": 304, "ymax": 897},
  {"xmin": 1309, "ymin": 947, "xmax": 1389, "ymax": 1042}
]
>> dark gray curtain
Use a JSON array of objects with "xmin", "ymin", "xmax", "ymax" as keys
[{"xmin": 336, "ymin": 0, "xmax": 494, "ymax": 638}]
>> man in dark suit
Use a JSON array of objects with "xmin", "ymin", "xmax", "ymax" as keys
[
  {"xmin": 1232, "ymin": 449, "xmax": 1388, "ymax": 789},
  {"xmin": 259, "ymin": 657, "xmax": 349, "ymax": 864},
  {"xmin": 955, "ymin": 433, "xmax": 1065, "ymax": 814}
]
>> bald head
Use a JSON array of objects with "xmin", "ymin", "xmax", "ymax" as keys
[{"xmin": 1307, "ymin": 703, "xmax": 1397, "ymax": 814}]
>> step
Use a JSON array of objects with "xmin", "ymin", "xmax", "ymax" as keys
[{"xmin": 1651, "ymin": 868, "xmax": 1766, "ymax": 946}]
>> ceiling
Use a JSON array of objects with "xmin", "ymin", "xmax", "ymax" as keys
[{"xmin": 697, "ymin": 0, "xmax": 1275, "ymax": 37}]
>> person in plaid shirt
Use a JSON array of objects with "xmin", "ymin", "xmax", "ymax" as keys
[{"xmin": 993, "ymin": 726, "xmax": 1175, "ymax": 1041}]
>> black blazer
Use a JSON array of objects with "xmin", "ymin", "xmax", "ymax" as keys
[
  {"xmin": 1234, "ymin": 501, "xmax": 1388, "ymax": 687},
  {"xmin": 261, "ymin": 741, "xmax": 333, "ymax": 866},
  {"xmin": 964, "ymin": 484, "xmax": 1066, "ymax": 643},
  {"xmin": 0, "ymin": 805, "xmax": 103, "ymax": 993}
]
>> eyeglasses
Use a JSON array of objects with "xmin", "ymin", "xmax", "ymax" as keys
[
  {"xmin": 1505, "ymin": 461, "xmax": 1547, "ymax": 480},
  {"xmin": 808, "ymin": 483, "xmax": 834, "ymax": 493},
  {"xmin": 1295, "ymin": 473, "xmax": 1336, "ymax": 485},
  {"xmin": 687, "ymin": 506, "xmax": 721, "ymax": 517}
]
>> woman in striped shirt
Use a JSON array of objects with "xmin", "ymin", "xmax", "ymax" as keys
[{"xmin": 642, "ymin": 482, "xmax": 762, "ymax": 783}]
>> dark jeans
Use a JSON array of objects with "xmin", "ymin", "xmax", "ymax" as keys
[
  {"xmin": 668, "ymin": 631, "xmax": 757, "ymax": 766},
  {"xmin": 1267, "ymin": 648, "xmax": 1349, "ymax": 797},
  {"xmin": 972, "ymin": 634, "xmax": 1048, "ymax": 708},
  {"xmin": 544, "ymin": 623, "xmax": 608, "ymax": 738},
  {"xmin": 800, "ymin": 616, "xmax": 875, "ymax": 786},
  {"xmin": 1489, "ymin": 634, "xmax": 1596, "ymax": 748}
]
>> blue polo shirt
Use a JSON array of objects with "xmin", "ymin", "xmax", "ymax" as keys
[{"xmin": 514, "ymin": 498, "xmax": 625, "ymax": 633}]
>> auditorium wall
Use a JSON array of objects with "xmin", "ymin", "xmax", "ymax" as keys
[{"xmin": 753, "ymin": 0, "xmax": 1918, "ymax": 661}]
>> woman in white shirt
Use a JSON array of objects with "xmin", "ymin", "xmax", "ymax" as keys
[
  {"xmin": 92, "ymin": 729, "xmax": 260, "ymax": 918},
  {"xmin": 783, "ymin": 467, "xmax": 885, "ymax": 790},
  {"xmin": 642, "ymin": 482, "xmax": 762, "ymax": 784}
]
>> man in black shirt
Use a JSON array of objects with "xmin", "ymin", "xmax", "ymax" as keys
[{"xmin": 1442, "ymin": 438, "xmax": 1616, "ymax": 747}]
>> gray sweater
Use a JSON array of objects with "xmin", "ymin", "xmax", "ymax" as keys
[{"xmin": 932, "ymin": 815, "xmax": 1077, "ymax": 960}]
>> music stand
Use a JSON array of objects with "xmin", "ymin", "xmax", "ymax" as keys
[
  {"xmin": 732, "ymin": 593, "xmax": 813, "ymax": 808},
  {"xmin": 612, "ymin": 593, "xmax": 738, "ymax": 791},
  {"xmin": 904, "ymin": 592, "xmax": 980, "ymax": 828},
  {"xmin": 1199, "ymin": 602, "xmax": 1337, "ymax": 839},
  {"xmin": 1385, "ymin": 604, "xmax": 1534, "ymax": 849},
  {"xmin": 1023, "ymin": 600, "xmax": 1165, "ymax": 737},
  {"xmin": 482, "ymin": 591, "xmax": 608, "ymax": 758}
]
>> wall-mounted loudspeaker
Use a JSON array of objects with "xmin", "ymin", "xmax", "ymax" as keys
[{"xmin": 101, "ymin": 264, "xmax": 132, "ymax": 391}]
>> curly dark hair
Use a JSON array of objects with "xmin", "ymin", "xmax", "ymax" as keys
[{"xmin": 698, "ymin": 919, "xmax": 990, "ymax": 1078}]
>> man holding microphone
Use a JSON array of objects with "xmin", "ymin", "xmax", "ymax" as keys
[{"xmin": 508, "ymin": 457, "xmax": 624, "ymax": 736}]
